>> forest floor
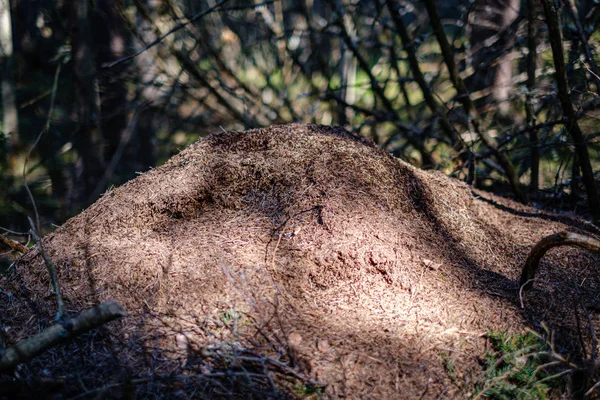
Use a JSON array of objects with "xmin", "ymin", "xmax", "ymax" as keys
[{"xmin": 2, "ymin": 124, "xmax": 600, "ymax": 399}]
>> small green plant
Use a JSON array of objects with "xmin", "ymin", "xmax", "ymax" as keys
[
  {"xmin": 220, "ymin": 308, "xmax": 240, "ymax": 325},
  {"xmin": 441, "ymin": 352, "xmax": 460, "ymax": 388},
  {"xmin": 473, "ymin": 331, "xmax": 562, "ymax": 399},
  {"xmin": 292, "ymin": 382, "xmax": 323, "ymax": 399}
]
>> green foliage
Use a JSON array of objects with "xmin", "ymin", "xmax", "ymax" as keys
[
  {"xmin": 292, "ymin": 382, "xmax": 323, "ymax": 399},
  {"xmin": 475, "ymin": 331, "xmax": 562, "ymax": 399},
  {"xmin": 219, "ymin": 308, "xmax": 240, "ymax": 325}
]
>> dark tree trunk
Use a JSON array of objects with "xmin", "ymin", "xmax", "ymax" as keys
[
  {"xmin": 70, "ymin": 0, "xmax": 105, "ymax": 205},
  {"xmin": 467, "ymin": 0, "xmax": 521, "ymax": 123},
  {"xmin": 0, "ymin": 0, "xmax": 19, "ymax": 168},
  {"xmin": 541, "ymin": 0, "xmax": 600, "ymax": 223},
  {"xmin": 96, "ymin": 0, "xmax": 134, "ymax": 185},
  {"xmin": 526, "ymin": 0, "xmax": 539, "ymax": 195},
  {"xmin": 423, "ymin": 0, "xmax": 527, "ymax": 203}
]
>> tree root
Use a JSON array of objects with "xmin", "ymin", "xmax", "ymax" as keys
[{"xmin": 520, "ymin": 231, "xmax": 600, "ymax": 290}]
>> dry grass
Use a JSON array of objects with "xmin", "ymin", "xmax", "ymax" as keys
[{"xmin": 1, "ymin": 124, "xmax": 600, "ymax": 398}]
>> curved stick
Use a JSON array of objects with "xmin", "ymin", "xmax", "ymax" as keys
[{"xmin": 520, "ymin": 232, "xmax": 600, "ymax": 290}]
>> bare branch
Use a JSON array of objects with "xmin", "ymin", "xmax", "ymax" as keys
[
  {"xmin": 386, "ymin": 2, "xmax": 456, "ymax": 142},
  {"xmin": 28, "ymin": 216, "xmax": 64, "ymax": 321},
  {"xmin": 102, "ymin": 0, "xmax": 229, "ymax": 69},
  {"xmin": 0, "ymin": 235, "xmax": 28, "ymax": 254},
  {"xmin": 0, "ymin": 301, "xmax": 127, "ymax": 372},
  {"xmin": 564, "ymin": 0, "xmax": 600, "ymax": 97},
  {"xmin": 526, "ymin": 0, "xmax": 539, "ymax": 194},
  {"xmin": 22, "ymin": 61, "xmax": 61, "ymax": 234},
  {"xmin": 423, "ymin": 0, "xmax": 526, "ymax": 202}
]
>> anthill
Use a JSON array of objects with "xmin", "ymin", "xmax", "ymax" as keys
[{"xmin": 2, "ymin": 124, "xmax": 599, "ymax": 398}]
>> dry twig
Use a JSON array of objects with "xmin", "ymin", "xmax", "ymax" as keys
[
  {"xmin": 28, "ymin": 216, "xmax": 64, "ymax": 321},
  {"xmin": 0, "ymin": 235, "xmax": 28, "ymax": 254},
  {"xmin": 423, "ymin": 0, "xmax": 526, "ymax": 202},
  {"xmin": 0, "ymin": 300, "xmax": 127, "ymax": 372}
]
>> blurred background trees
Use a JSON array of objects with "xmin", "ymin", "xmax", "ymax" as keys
[{"xmin": 1, "ymin": 0, "xmax": 600, "ymax": 235}]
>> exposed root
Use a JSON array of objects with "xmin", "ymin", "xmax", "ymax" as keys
[{"xmin": 520, "ymin": 231, "xmax": 600, "ymax": 290}]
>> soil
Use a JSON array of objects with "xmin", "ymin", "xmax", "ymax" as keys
[{"xmin": 1, "ymin": 123, "xmax": 600, "ymax": 399}]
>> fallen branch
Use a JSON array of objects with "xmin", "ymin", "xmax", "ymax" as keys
[
  {"xmin": 0, "ymin": 235, "xmax": 28, "ymax": 254},
  {"xmin": 520, "ymin": 232, "xmax": 600, "ymax": 290},
  {"xmin": 0, "ymin": 300, "xmax": 127, "ymax": 372}
]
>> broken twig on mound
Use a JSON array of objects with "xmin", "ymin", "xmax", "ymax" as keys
[
  {"xmin": 520, "ymin": 231, "xmax": 600, "ymax": 290},
  {"xmin": 0, "ymin": 300, "xmax": 127, "ymax": 372}
]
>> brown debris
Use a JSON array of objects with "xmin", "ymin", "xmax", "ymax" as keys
[{"xmin": 1, "ymin": 123, "xmax": 599, "ymax": 398}]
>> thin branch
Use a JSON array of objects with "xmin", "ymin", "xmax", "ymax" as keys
[
  {"xmin": 331, "ymin": 2, "xmax": 395, "ymax": 114},
  {"xmin": 478, "ymin": 119, "xmax": 565, "ymax": 159},
  {"xmin": 578, "ymin": 293, "xmax": 599, "ymax": 362},
  {"xmin": 585, "ymin": 379, "xmax": 600, "ymax": 397},
  {"xmin": 386, "ymin": 2, "xmax": 456, "ymax": 142},
  {"xmin": 526, "ymin": 0, "xmax": 539, "ymax": 194},
  {"xmin": 423, "ymin": 0, "xmax": 526, "ymax": 202},
  {"xmin": 89, "ymin": 106, "xmax": 142, "ymax": 202},
  {"xmin": 22, "ymin": 61, "xmax": 61, "ymax": 234},
  {"xmin": 20, "ymin": 55, "xmax": 64, "ymax": 320},
  {"xmin": 572, "ymin": 291, "xmax": 589, "ymax": 358},
  {"xmin": 564, "ymin": 0, "xmax": 600, "ymax": 97},
  {"xmin": 129, "ymin": 0, "xmax": 255, "ymax": 127},
  {"xmin": 0, "ymin": 227, "xmax": 29, "ymax": 236},
  {"xmin": 102, "ymin": 0, "xmax": 229, "ymax": 69},
  {"xmin": 28, "ymin": 216, "xmax": 64, "ymax": 321}
]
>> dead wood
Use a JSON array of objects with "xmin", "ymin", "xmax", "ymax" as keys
[
  {"xmin": 0, "ymin": 300, "xmax": 127, "ymax": 372},
  {"xmin": 0, "ymin": 235, "xmax": 28, "ymax": 254},
  {"xmin": 520, "ymin": 231, "xmax": 600, "ymax": 290}
]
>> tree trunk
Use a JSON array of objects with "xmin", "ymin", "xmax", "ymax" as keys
[
  {"xmin": 467, "ymin": 0, "xmax": 521, "ymax": 123},
  {"xmin": 94, "ymin": 0, "xmax": 133, "ymax": 197},
  {"xmin": 337, "ymin": 10, "xmax": 357, "ymax": 127},
  {"xmin": 70, "ymin": 0, "xmax": 105, "ymax": 205},
  {"xmin": 494, "ymin": 0, "xmax": 519, "ymax": 120},
  {"xmin": 0, "ymin": 0, "xmax": 19, "ymax": 167},
  {"xmin": 526, "ymin": 0, "xmax": 539, "ymax": 195},
  {"xmin": 541, "ymin": 0, "xmax": 600, "ymax": 223},
  {"xmin": 423, "ymin": 0, "xmax": 527, "ymax": 203}
]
